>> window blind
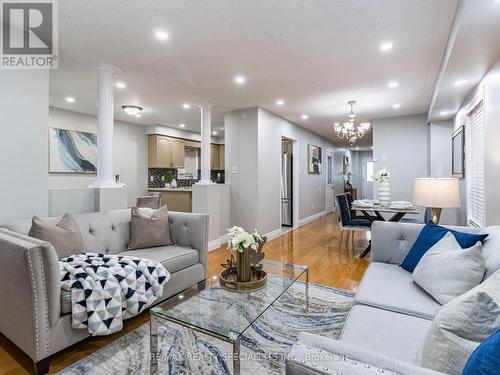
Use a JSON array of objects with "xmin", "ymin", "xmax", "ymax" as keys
[{"xmin": 466, "ymin": 100, "xmax": 485, "ymax": 227}]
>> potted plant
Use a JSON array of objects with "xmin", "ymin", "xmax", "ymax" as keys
[
  {"xmin": 227, "ymin": 226, "xmax": 264, "ymax": 282},
  {"xmin": 374, "ymin": 167, "xmax": 391, "ymax": 206},
  {"xmin": 162, "ymin": 171, "xmax": 175, "ymax": 187}
]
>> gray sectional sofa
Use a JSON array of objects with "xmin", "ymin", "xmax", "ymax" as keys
[
  {"xmin": 287, "ymin": 221, "xmax": 500, "ymax": 375},
  {"xmin": 0, "ymin": 208, "xmax": 208, "ymax": 374}
]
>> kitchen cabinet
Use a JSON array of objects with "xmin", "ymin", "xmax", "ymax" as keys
[
  {"xmin": 148, "ymin": 135, "xmax": 185, "ymax": 168},
  {"xmin": 210, "ymin": 143, "xmax": 225, "ymax": 170}
]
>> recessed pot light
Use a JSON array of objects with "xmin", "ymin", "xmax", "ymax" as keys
[
  {"xmin": 65, "ymin": 96, "xmax": 75, "ymax": 103},
  {"xmin": 155, "ymin": 30, "xmax": 169, "ymax": 41},
  {"xmin": 212, "ymin": 131, "xmax": 218, "ymax": 135},
  {"xmin": 121, "ymin": 105, "xmax": 143, "ymax": 116},
  {"xmin": 276, "ymin": 99, "xmax": 284, "ymax": 106},
  {"xmin": 393, "ymin": 103, "xmax": 401, "ymax": 109},
  {"xmin": 182, "ymin": 103, "xmax": 190, "ymax": 109},
  {"xmin": 115, "ymin": 81, "xmax": 126, "ymax": 89},
  {"xmin": 440, "ymin": 110, "xmax": 449, "ymax": 116},
  {"xmin": 301, "ymin": 114, "xmax": 309, "ymax": 120},
  {"xmin": 179, "ymin": 123, "xmax": 186, "ymax": 128},
  {"xmin": 454, "ymin": 79, "xmax": 467, "ymax": 86},
  {"xmin": 234, "ymin": 75, "xmax": 246, "ymax": 84},
  {"xmin": 380, "ymin": 41, "xmax": 393, "ymax": 51},
  {"xmin": 388, "ymin": 81, "xmax": 399, "ymax": 88},
  {"xmin": 355, "ymin": 147, "xmax": 360, "ymax": 150}
]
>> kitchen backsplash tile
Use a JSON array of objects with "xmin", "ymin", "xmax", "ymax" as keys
[{"xmin": 148, "ymin": 168, "xmax": 224, "ymax": 188}]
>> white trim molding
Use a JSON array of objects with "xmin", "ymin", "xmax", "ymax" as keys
[{"xmin": 298, "ymin": 210, "xmax": 328, "ymax": 227}]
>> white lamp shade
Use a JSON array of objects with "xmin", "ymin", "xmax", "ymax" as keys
[{"xmin": 413, "ymin": 178, "xmax": 461, "ymax": 208}]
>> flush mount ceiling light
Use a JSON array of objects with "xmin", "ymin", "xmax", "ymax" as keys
[
  {"xmin": 276, "ymin": 99, "xmax": 284, "ymax": 106},
  {"xmin": 121, "ymin": 105, "xmax": 143, "ymax": 117},
  {"xmin": 234, "ymin": 75, "xmax": 246, "ymax": 84},
  {"xmin": 182, "ymin": 103, "xmax": 190, "ymax": 109},
  {"xmin": 65, "ymin": 96, "xmax": 75, "ymax": 103},
  {"xmin": 155, "ymin": 30, "xmax": 169, "ymax": 41},
  {"xmin": 393, "ymin": 103, "xmax": 401, "ymax": 109},
  {"xmin": 380, "ymin": 41, "xmax": 393, "ymax": 51},
  {"xmin": 388, "ymin": 81, "xmax": 399, "ymax": 88},
  {"xmin": 333, "ymin": 101, "xmax": 370, "ymax": 145},
  {"xmin": 115, "ymin": 81, "xmax": 126, "ymax": 89}
]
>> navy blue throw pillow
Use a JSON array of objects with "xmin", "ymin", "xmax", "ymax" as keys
[
  {"xmin": 400, "ymin": 222, "xmax": 488, "ymax": 272},
  {"xmin": 462, "ymin": 330, "xmax": 500, "ymax": 375}
]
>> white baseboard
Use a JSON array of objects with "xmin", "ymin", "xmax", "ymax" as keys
[
  {"xmin": 298, "ymin": 210, "xmax": 327, "ymax": 227},
  {"xmin": 208, "ymin": 239, "xmax": 222, "ymax": 251},
  {"xmin": 264, "ymin": 228, "xmax": 283, "ymax": 241}
]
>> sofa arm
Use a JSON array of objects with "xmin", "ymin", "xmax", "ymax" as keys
[
  {"xmin": 168, "ymin": 212, "xmax": 209, "ymax": 276},
  {"xmin": 286, "ymin": 332, "xmax": 446, "ymax": 375},
  {"xmin": 0, "ymin": 229, "xmax": 61, "ymax": 362}
]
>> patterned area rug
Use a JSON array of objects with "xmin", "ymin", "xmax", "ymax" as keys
[{"xmin": 57, "ymin": 281, "xmax": 354, "ymax": 375}]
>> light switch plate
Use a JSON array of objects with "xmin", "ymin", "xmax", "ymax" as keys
[{"xmin": 231, "ymin": 166, "xmax": 238, "ymax": 174}]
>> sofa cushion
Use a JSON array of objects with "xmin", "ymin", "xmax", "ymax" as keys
[
  {"xmin": 354, "ymin": 262, "xmax": 440, "ymax": 320},
  {"xmin": 412, "ymin": 232, "xmax": 485, "ymax": 305},
  {"xmin": 128, "ymin": 206, "xmax": 173, "ymax": 250},
  {"xmin": 479, "ymin": 226, "xmax": 500, "ymax": 279},
  {"xmin": 119, "ymin": 245, "xmax": 198, "ymax": 274},
  {"xmin": 422, "ymin": 269, "xmax": 500, "ymax": 375},
  {"xmin": 29, "ymin": 214, "xmax": 84, "ymax": 259},
  {"xmin": 400, "ymin": 222, "xmax": 488, "ymax": 272},
  {"xmin": 340, "ymin": 305, "xmax": 432, "ymax": 365},
  {"xmin": 462, "ymin": 329, "xmax": 500, "ymax": 375}
]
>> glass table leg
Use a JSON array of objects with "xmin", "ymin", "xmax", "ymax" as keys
[
  {"xmin": 305, "ymin": 268, "xmax": 310, "ymax": 313},
  {"xmin": 150, "ymin": 315, "xmax": 159, "ymax": 375},
  {"xmin": 233, "ymin": 338, "xmax": 241, "ymax": 375}
]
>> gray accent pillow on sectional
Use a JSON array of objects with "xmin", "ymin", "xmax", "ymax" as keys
[
  {"xmin": 412, "ymin": 232, "xmax": 485, "ymax": 305},
  {"xmin": 128, "ymin": 206, "xmax": 173, "ymax": 250},
  {"xmin": 29, "ymin": 213, "xmax": 85, "ymax": 259},
  {"xmin": 422, "ymin": 269, "xmax": 500, "ymax": 375}
]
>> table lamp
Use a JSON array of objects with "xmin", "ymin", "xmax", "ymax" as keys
[{"xmin": 413, "ymin": 178, "xmax": 461, "ymax": 224}]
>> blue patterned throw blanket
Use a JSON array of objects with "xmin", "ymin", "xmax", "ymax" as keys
[{"xmin": 60, "ymin": 253, "xmax": 169, "ymax": 336}]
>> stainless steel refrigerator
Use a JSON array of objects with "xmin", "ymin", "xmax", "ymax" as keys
[{"xmin": 281, "ymin": 153, "xmax": 293, "ymax": 226}]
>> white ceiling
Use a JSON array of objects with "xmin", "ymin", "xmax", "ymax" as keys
[
  {"xmin": 428, "ymin": 0, "xmax": 500, "ymax": 122},
  {"xmin": 50, "ymin": 0, "xmax": 458, "ymax": 148}
]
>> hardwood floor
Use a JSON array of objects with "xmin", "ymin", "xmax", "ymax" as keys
[{"xmin": 0, "ymin": 213, "xmax": 369, "ymax": 375}]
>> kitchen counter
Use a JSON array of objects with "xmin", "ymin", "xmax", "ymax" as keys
[{"xmin": 148, "ymin": 187, "xmax": 193, "ymax": 192}]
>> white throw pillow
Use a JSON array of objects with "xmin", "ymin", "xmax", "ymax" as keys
[
  {"xmin": 421, "ymin": 269, "xmax": 500, "ymax": 375},
  {"xmin": 412, "ymin": 232, "xmax": 485, "ymax": 305}
]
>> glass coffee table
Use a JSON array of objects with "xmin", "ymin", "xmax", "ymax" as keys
[{"xmin": 150, "ymin": 259, "xmax": 309, "ymax": 374}]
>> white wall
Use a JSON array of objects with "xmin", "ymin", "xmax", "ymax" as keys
[
  {"xmin": 226, "ymin": 107, "xmax": 345, "ymax": 236},
  {"xmin": 48, "ymin": 107, "xmax": 148, "ymax": 206},
  {"xmin": 373, "ymin": 114, "xmax": 429, "ymax": 217},
  {"xmin": 0, "ymin": 70, "xmax": 49, "ymax": 224},
  {"xmin": 453, "ymin": 61, "xmax": 500, "ymax": 226}
]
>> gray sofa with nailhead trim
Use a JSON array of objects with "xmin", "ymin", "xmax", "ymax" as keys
[
  {"xmin": 287, "ymin": 221, "xmax": 500, "ymax": 375},
  {"xmin": 0, "ymin": 208, "xmax": 208, "ymax": 374}
]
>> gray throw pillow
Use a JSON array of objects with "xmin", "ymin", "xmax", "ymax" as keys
[
  {"xmin": 128, "ymin": 206, "xmax": 173, "ymax": 250},
  {"xmin": 421, "ymin": 269, "xmax": 500, "ymax": 375},
  {"xmin": 29, "ymin": 213, "xmax": 85, "ymax": 259},
  {"xmin": 412, "ymin": 232, "xmax": 485, "ymax": 305}
]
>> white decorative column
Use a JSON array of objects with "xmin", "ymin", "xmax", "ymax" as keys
[
  {"xmin": 89, "ymin": 63, "xmax": 127, "ymax": 212},
  {"xmin": 197, "ymin": 103, "xmax": 214, "ymax": 185},
  {"xmin": 90, "ymin": 63, "xmax": 123, "ymax": 188}
]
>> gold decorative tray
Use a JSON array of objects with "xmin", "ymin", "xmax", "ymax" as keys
[{"xmin": 219, "ymin": 268, "xmax": 268, "ymax": 292}]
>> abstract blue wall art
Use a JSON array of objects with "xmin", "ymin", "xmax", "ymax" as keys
[{"xmin": 49, "ymin": 128, "xmax": 97, "ymax": 173}]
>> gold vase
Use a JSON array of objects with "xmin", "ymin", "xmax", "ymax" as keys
[{"xmin": 236, "ymin": 250, "xmax": 251, "ymax": 282}]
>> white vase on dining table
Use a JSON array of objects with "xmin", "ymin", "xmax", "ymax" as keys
[{"xmin": 378, "ymin": 179, "xmax": 391, "ymax": 207}]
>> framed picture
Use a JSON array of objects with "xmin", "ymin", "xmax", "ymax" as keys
[
  {"xmin": 343, "ymin": 156, "xmax": 350, "ymax": 175},
  {"xmin": 307, "ymin": 144, "xmax": 322, "ymax": 174},
  {"xmin": 49, "ymin": 127, "xmax": 97, "ymax": 174},
  {"xmin": 452, "ymin": 125, "xmax": 465, "ymax": 178}
]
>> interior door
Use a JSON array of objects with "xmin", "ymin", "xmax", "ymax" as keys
[
  {"xmin": 326, "ymin": 152, "xmax": 335, "ymax": 213},
  {"xmin": 361, "ymin": 158, "xmax": 374, "ymax": 199}
]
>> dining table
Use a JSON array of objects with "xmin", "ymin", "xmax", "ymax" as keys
[{"xmin": 350, "ymin": 203, "xmax": 419, "ymax": 258}]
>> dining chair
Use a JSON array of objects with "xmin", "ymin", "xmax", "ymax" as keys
[
  {"xmin": 135, "ymin": 193, "xmax": 161, "ymax": 209},
  {"xmin": 335, "ymin": 193, "xmax": 372, "ymax": 254}
]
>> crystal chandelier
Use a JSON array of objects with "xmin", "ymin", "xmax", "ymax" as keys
[{"xmin": 333, "ymin": 101, "xmax": 371, "ymax": 144}]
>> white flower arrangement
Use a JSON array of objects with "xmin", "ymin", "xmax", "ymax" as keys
[
  {"xmin": 374, "ymin": 167, "xmax": 391, "ymax": 181},
  {"xmin": 227, "ymin": 226, "xmax": 264, "ymax": 252}
]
